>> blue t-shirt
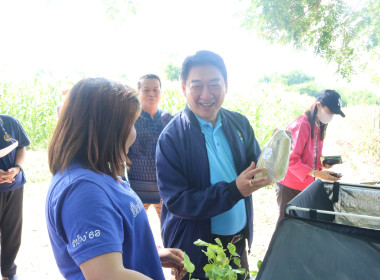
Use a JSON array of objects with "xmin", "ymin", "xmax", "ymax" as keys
[
  {"xmin": 45, "ymin": 163, "xmax": 165, "ymax": 280},
  {"xmin": 196, "ymin": 114, "xmax": 247, "ymax": 235},
  {"xmin": 0, "ymin": 115, "xmax": 30, "ymax": 192}
]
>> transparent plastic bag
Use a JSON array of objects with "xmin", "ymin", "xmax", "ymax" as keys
[{"xmin": 255, "ymin": 130, "xmax": 291, "ymax": 184}]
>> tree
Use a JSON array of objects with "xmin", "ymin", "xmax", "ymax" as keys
[
  {"xmin": 164, "ymin": 63, "xmax": 181, "ymax": 81},
  {"xmin": 242, "ymin": 0, "xmax": 380, "ymax": 81}
]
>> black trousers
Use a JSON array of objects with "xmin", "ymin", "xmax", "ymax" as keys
[
  {"xmin": 0, "ymin": 186, "xmax": 23, "ymax": 277},
  {"xmin": 275, "ymin": 182, "xmax": 301, "ymax": 225}
]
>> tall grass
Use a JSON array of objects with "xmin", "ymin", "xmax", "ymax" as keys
[
  {"xmin": 0, "ymin": 80, "xmax": 60, "ymax": 149},
  {"xmin": 5, "ymin": 80, "xmax": 371, "ymax": 154}
]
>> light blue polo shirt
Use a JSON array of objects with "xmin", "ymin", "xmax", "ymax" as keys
[{"xmin": 195, "ymin": 114, "xmax": 247, "ymax": 235}]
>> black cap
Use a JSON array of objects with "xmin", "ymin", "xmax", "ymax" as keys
[{"xmin": 316, "ymin": 90, "xmax": 345, "ymax": 118}]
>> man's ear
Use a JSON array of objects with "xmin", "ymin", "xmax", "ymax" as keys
[
  {"xmin": 225, "ymin": 80, "xmax": 228, "ymax": 94},
  {"xmin": 181, "ymin": 82, "xmax": 186, "ymax": 97}
]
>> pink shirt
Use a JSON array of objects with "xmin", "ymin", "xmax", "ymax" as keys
[{"xmin": 279, "ymin": 114, "xmax": 323, "ymax": 191}]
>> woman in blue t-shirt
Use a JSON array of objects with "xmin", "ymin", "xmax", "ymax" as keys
[{"xmin": 46, "ymin": 78, "xmax": 186, "ymax": 280}]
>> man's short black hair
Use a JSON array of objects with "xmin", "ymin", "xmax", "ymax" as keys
[
  {"xmin": 180, "ymin": 50, "xmax": 227, "ymax": 84},
  {"xmin": 137, "ymin": 74, "xmax": 161, "ymax": 90}
]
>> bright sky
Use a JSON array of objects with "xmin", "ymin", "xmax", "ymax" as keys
[{"xmin": 0, "ymin": 0, "xmax": 373, "ymax": 92}]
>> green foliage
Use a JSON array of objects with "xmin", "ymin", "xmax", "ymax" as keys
[
  {"xmin": 164, "ymin": 63, "xmax": 181, "ymax": 81},
  {"xmin": 160, "ymin": 88, "xmax": 187, "ymax": 115},
  {"xmin": 356, "ymin": 128, "xmax": 380, "ymax": 160},
  {"xmin": 288, "ymin": 81, "xmax": 320, "ymax": 97},
  {"xmin": 184, "ymin": 239, "xmax": 248, "ymax": 280},
  {"xmin": 102, "ymin": 0, "xmax": 136, "ymax": 19},
  {"xmin": 0, "ymin": 80, "xmax": 60, "ymax": 150},
  {"xmin": 284, "ymin": 70, "xmax": 315, "ymax": 85},
  {"xmin": 259, "ymin": 71, "xmax": 379, "ymax": 105},
  {"xmin": 242, "ymin": 0, "xmax": 380, "ymax": 81},
  {"xmin": 259, "ymin": 70, "xmax": 314, "ymax": 86},
  {"xmin": 184, "ymin": 252, "xmax": 195, "ymax": 275},
  {"xmin": 249, "ymin": 260, "xmax": 263, "ymax": 278},
  {"xmin": 224, "ymin": 87, "xmax": 309, "ymax": 147},
  {"xmin": 348, "ymin": 105, "xmax": 380, "ymax": 161},
  {"xmin": 338, "ymin": 89, "xmax": 380, "ymax": 106}
]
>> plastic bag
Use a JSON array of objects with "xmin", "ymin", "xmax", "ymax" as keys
[{"xmin": 255, "ymin": 129, "xmax": 291, "ymax": 184}]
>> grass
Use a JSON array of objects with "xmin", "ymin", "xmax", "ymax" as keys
[{"xmin": 0, "ymin": 80, "xmax": 60, "ymax": 149}]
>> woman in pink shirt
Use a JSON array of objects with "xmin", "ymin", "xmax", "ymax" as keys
[{"xmin": 276, "ymin": 89, "xmax": 346, "ymax": 223}]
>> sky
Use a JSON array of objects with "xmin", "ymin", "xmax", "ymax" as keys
[{"xmin": 0, "ymin": 0, "xmax": 377, "ymax": 92}]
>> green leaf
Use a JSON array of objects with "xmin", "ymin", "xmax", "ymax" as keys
[
  {"xmin": 257, "ymin": 260, "xmax": 263, "ymax": 269},
  {"xmin": 250, "ymin": 270, "xmax": 258, "ymax": 277},
  {"xmin": 212, "ymin": 267, "xmax": 225, "ymax": 277},
  {"xmin": 203, "ymin": 263, "xmax": 214, "ymax": 272},
  {"xmin": 183, "ymin": 252, "xmax": 195, "ymax": 273},
  {"xmin": 204, "ymin": 247, "xmax": 216, "ymax": 261},
  {"xmin": 233, "ymin": 257, "xmax": 241, "ymax": 268},
  {"xmin": 194, "ymin": 239, "xmax": 210, "ymax": 247},
  {"xmin": 215, "ymin": 238, "xmax": 223, "ymax": 248},
  {"xmin": 227, "ymin": 243, "xmax": 236, "ymax": 255},
  {"xmin": 233, "ymin": 268, "xmax": 246, "ymax": 275}
]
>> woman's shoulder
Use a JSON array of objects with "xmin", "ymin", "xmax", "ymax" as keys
[{"xmin": 288, "ymin": 114, "xmax": 310, "ymax": 130}]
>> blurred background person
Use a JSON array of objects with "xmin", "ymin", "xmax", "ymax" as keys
[
  {"xmin": 0, "ymin": 114, "xmax": 29, "ymax": 280},
  {"xmin": 127, "ymin": 74, "xmax": 173, "ymax": 219}
]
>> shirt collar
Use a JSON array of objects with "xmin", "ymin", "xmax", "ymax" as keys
[
  {"xmin": 141, "ymin": 109, "xmax": 161, "ymax": 120},
  {"xmin": 194, "ymin": 113, "xmax": 222, "ymax": 129}
]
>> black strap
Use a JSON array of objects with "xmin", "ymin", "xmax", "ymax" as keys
[
  {"xmin": 309, "ymin": 209, "xmax": 317, "ymax": 220},
  {"xmin": 332, "ymin": 181, "xmax": 340, "ymax": 203}
]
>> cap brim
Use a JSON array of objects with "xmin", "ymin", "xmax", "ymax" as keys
[{"xmin": 337, "ymin": 109, "xmax": 345, "ymax": 118}]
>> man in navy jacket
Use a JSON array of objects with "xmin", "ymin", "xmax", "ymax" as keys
[{"xmin": 156, "ymin": 50, "xmax": 271, "ymax": 279}]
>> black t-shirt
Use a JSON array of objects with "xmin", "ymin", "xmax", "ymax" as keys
[{"xmin": 0, "ymin": 115, "xmax": 30, "ymax": 191}]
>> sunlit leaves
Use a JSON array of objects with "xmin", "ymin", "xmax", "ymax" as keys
[{"xmin": 242, "ymin": 0, "xmax": 380, "ymax": 81}]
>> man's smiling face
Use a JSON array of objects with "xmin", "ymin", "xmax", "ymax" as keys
[{"xmin": 182, "ymin": 65, "xmax": 227, "ymax": 126}]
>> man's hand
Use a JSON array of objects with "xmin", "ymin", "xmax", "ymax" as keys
[
  {"xmin": 158, "ymin": 248, "xmax": 186, "ymax": 280},
  {"xmin": 236, "ymin": 162, "xmax": 272, "ymax": 197},
  {"xmin": 0, "ymin": 169, "xmax": 15, "ymax": 184}
]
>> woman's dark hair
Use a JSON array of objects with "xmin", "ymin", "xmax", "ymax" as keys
[
  {"xmin": 180, "ymin": 50, "xmax": 227, "ymax": 84},
  {"xmin": 305, "ymin": 101, "xmax": 328, "ymax": 141},
  {"xmin": 48, "ymin": 77, "xmax": 140, "ymax": 180}
]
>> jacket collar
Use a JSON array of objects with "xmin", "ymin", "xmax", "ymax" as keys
[{"xmin": 184, "ymin": 105, "xmax": 225, "ymax": 130}]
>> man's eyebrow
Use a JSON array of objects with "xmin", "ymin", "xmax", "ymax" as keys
[
  {"xmin": 210, "ymin": 78, "xmax": 221, "ymax": 83},
  {"xmin": 190, "ymin": 78, "xmax": 222, "ymax": 83}
]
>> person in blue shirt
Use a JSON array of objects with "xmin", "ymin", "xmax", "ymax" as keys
[
  {"xmin": 0, "ymin": 114, "xmax": 29, "ymax": 280},
  {"xmin": 156, "ymin": 50, "xmax": 272, "ymax": 280},
  {"xmin": 46, "ymin": 77, "xmax": 186, "ymax": 280},
  {"xmin": 128, "ymin": 74, "xmax": 173, "ymax": 218}
]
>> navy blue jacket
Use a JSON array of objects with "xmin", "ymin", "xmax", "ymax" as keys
[{"xmin": 156, "ymin": 106, "xmax": 261, "ymax": 278}]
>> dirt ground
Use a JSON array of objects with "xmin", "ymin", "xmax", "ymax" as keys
[{"xmin": 13, "ymin": 105, "xmax": 380, "ymax": 279}]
